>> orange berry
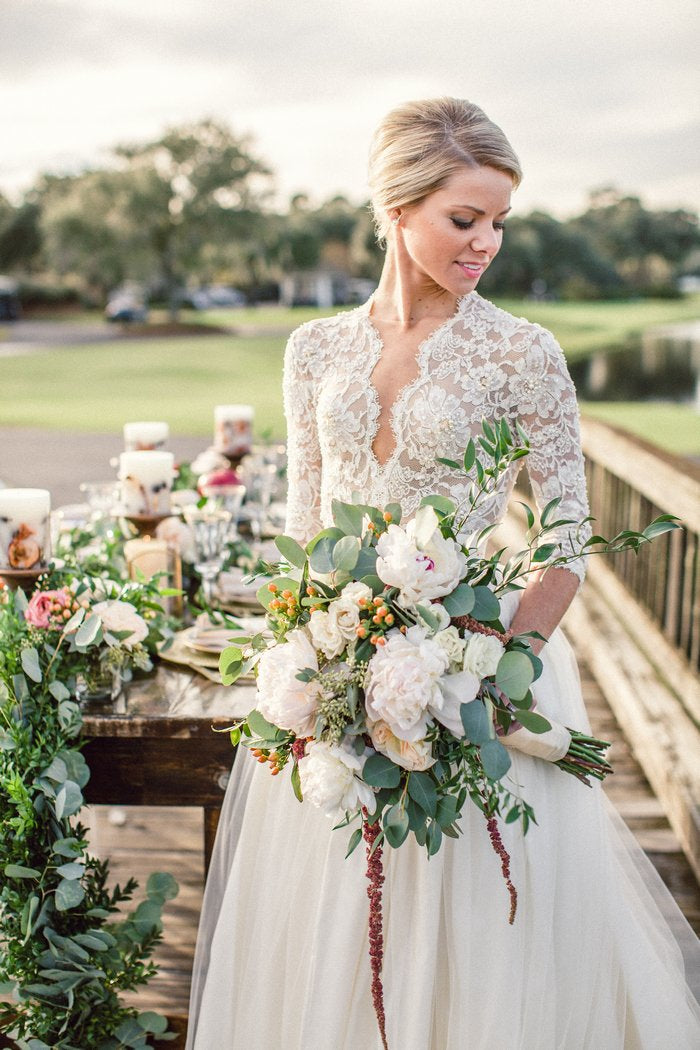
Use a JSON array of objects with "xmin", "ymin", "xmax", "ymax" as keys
[
  {"xmin": 399, "ymin": 625, "xmax": 407, "ymax": 634},
  {"xmin": 385, "ymin": 614, "xmax": 394, "ymax": 626},
  {"xmin": 370, "ymin": 635, "xmax": 379, "ymax": 645},
  {"xmin": 358, "ymin": 598, "xmax": 367, "ymax": 607},
  {"xmin": 306, "ymin": 586, "xmax": 316, "ymax": 596},
  {"xmin": 376, "ymin": 636, "xmax": 387, "ymax": 646},
  {"xmin": 282, "ymin": 590, "xmax": 292, "ymax": 599},
  {"xmin": 271, "ymin": 767, "xmax": 280, "ymax": 776},
  {"xmin": 267, "ymin": 583, "xmax": 278, "ymax": 593},
  {"xmin": 356, "ymin": 625, "xmax": 367, "ymax": 638},
  {"xmin": 383, "ymin": 511, "xmax": 392, "ymax": 522},
  {"xmin": 376, "ymin": 606, "xmax": 387, "ymax": 618},
  {"xmin": 62, "ymin": 608, "xmax": 71, "ymax": 620},
  {"xmin": 372, "ymin": 614, "xmax": 381, "ymax": 624}
]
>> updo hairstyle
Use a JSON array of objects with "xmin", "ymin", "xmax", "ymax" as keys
[{"xmin": 368, "ymin": 97, "xmax": 522, "ymax": 242}]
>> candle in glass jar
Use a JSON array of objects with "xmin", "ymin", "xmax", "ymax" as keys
[
  {"xmin": 123, "ymin": 421, "xmax": 169, "ymax": 451},
  {"xmin": 214, "ymin": 404, "xmax": 254, "ymax": 457},
  {"xmin": 119, "ymin": 451, "xmax": 174, "ymax": 516},
  {"xmin": 0, "ymin": 488, "xmax": 51, "ymax": 569}
]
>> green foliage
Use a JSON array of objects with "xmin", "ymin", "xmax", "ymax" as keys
[{"xmin": 0, "ymin": 579, "xmax": 178, "ymax": 1047}]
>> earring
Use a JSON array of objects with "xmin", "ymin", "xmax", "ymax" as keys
[{"xmin": 392, "ymin": 216, "xmax": 400, "ymax": 227}]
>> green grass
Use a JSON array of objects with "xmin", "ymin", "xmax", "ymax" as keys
[
  {"xmin": 0, "ymin": 335, "xmax": 288, "ymax": 437},
  {"xmin": 580, "ymin": 402, "xmax": 700, "ymax": 456},
  {"xmin": 1, "ymin": 296, "xmax": 698, "ymax": 454}
]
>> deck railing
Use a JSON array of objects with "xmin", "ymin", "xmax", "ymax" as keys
[{"xmin": 580, "ymin": 418, "xmax": 700, "ymax": 675}]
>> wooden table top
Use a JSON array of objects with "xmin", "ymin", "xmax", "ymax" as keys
[{"xmin": 80, "ymin": 664, "xmax": 256, "ymax": 739}]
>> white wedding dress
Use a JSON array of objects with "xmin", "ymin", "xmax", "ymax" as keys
[{"xmin": 187, "ymin": 293, "xmax": 700, "ymax": 1049}]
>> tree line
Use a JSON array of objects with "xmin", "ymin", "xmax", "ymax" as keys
[{"xmin": 0, "ymin": 119, "xmax": 698, "ymax": 312}]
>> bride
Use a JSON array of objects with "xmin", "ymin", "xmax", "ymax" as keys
[{"xmin": 186, "ymin": 98, "xmax": 700, "ymax": 1049}]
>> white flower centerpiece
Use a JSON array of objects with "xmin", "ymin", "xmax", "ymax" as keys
[{"xmin": 219, "ymin": 419, "xmax": 678, "ymax": 1050}]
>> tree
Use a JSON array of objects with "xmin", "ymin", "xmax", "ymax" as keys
[{"xmin": 0, "ymin": 195, "xmax": 42, "ymax": 273}]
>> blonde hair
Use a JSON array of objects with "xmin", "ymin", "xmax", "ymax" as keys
[{"xmin": 368, "ymin": 97, "xmax": 522, "ymax": 242}]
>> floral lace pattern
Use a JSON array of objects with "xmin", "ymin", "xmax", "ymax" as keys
[{"xmin": 283, "ymin": 292, "xmax": 590, "ymax": 581}]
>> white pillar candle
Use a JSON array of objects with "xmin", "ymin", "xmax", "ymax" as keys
[
  {"xmin": 0, "ymin": 488, "xmax": 51, "ymax": 569},
  {"xmin": 119, "ymin": 451, "xmax": 174, "ymax": 516},
  {"xmin": 214, "ymin": 404, "xmax": 254, "ymax": 457},
  {"xmin": 123, "ymin": 421, "xmax": 169, "ymax": 451}
]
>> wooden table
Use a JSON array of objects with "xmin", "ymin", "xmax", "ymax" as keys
[{"xmin": 81, "ymin": 665, "xmax": 255, "ymax": 876}]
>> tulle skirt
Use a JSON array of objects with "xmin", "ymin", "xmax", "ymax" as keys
[{"xmin": 186, "ymin": 613, "xmax": 700, "ymax": 1049}]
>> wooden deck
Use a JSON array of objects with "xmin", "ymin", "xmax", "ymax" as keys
[{"xmin": 83, "ymin": 637, "xmax": 700, "ymax": 1045}]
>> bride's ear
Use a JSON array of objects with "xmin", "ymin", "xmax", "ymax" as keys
[{"xmin": 390, "ymin": 210, "xmax": 402, "ymax": 228}]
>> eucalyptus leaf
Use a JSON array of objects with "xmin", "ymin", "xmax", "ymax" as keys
[
  {"xmin": 147, "ymin": 871, "xmax": 179, "ymax": 901},
  {"xmin": 55, "ymin": 861, "xmax": 85, "ymax": 880},
  {"xmin": 331, "ymin": 499, "xmax": 365, "ymax": 537},
  {"xmin": 5, "ymin": 863, "xmax": 41, "ymax": 879},
  {"xmin": 48, "ymin": 680, "xmax": 70, "ymax": 702},
  {"xmin": 470, "ymin": 586, "xmax": 501, "ymax": 622},
  {"xmin": 460, "ymin": 699, "xmax": 491, "ymax": 745},
  {"xmin": 426, "ymin": 819, "xmax": 443, "ymax": 856},
  {"xmin": 407, "ymin": 772, "xmax": 437, "ymax": 817},
  {"xmin": 54, "ymin": 780, "xmax": 83, "ymax": 820},
  {"xmin": 332, "ymin": 535, "xmax": 361, "ymax": 571},
  {"xmin": 137, "ymin": 1012, "xmax": 169, "ymax": 1035},
  {"xmin": 442, "ymin": 583, "xmax": 475, "ymax": 617},
  {"xmin": 383, "ymin": 804, "xmax": 409, "ymax": 848},
  {"xmin": 362, "ymin": 753, "xmax": 400, "ymax": 789},
  {"xmin": 309, "ymin": 535, "xmax": 337, "ymax": 574},
  {"xmin": 274, "ymin": 534, "xmax": 308, "ymax": 569},
  {"xmin": 420, "ymin": 494, "xmax": 456, "ymax": 518},
  {"xmin": 480, "ymin": 739, "xmax": 512, "ymax": 780},
  {"xmin": 20, "ymin": 647, "xmax": 42, "ymax": 683},
  {"xmin": 291, "ymin": 761, "xmax": 303, "ymax": 802},
  {"xmin": 55, "ymin": 878, "xmax": 85, "ymax": 911},
  {"xmin": 350, "ymin": 546, "xmax": 378, "ymax": 580},
  {"xmin": 345, "ymin": 826, "xmax": 362, "ymax": 858},
  {"xmin": 495, "ymin": 651, "xmax": 535, "ymax": 701},
  {"xmin": 516, "ymin": 710, "xmax": 552, "ymax": 734},
  {"xmin": 74, "ymin": 612, "xmax": 102, "ymax": 648}
]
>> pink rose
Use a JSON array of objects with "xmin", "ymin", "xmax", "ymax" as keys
[{"xmin": 24, "ymin": 588, "xmax": 70, "ymax": 629}]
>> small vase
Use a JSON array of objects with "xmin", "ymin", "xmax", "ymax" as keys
[{"xmin": 76, "ymin": 665, "xmax": 124, "ymax": 706}]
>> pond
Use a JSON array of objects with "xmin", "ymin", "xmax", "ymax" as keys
[{"xmin": 568, "ymin": 326, "xmax": 700, "ymax": 407}]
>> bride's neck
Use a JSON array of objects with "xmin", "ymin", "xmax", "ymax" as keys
[{"xmin": 372, "ymin": 245, "xmax": 458, "ymax": 328}]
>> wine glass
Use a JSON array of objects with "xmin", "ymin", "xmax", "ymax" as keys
[
  {"xmin": 183, "ymin": 505, "xmax": 233, "ymax": 608},
  {"xmin": 238, "ymin": 455, "xmax": 277, "ymax": 547}
]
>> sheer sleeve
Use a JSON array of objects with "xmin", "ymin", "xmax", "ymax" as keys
[
  {"xmin": 507, "ymin": 325, "xmax": 591, "ymax": 583},
  {"xmin": 283, "ymin": 325, "xmax": 323, "ymax": 544}
]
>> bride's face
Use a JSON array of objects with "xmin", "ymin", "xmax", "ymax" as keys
[{"xmin": 394, "ymin": 166, "xmax": 513, "ymax": 296}]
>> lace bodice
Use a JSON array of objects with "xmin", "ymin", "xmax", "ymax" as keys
[{"xmin": 283, "ymin": 292, "xmax": 590, "ymax": 581}]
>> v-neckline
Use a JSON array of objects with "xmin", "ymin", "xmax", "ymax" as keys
[{"xmin": 360, "ymin": 294, "xmax": 472, "ymax": 470}]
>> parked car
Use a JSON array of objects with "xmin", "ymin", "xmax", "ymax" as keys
[
  {"xmin": 182, "ymin": 285, "xmax": 246, "ymax": 310},
  {"xmin": 105, "ymin": 293, "xmax": 148, "ymax": 324}
]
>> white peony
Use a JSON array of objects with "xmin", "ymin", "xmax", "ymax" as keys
[
  {"xmin": 368, "ymin": 719, "xmax": 435, "ymax": 771},
  {"xmin": 155, "ymin": 516, "xmax": 196, "ymax": 562},
  {"xmin": 92, "ymin": 600, "xmax": 148, "ymax": 649},
  {"xmin": 330, "ymin": 581, "xmax": 372, "ymax": 641},
  {"xmin": 365, "ymin": 625, "xmax": 449, "ymax": 742},
  {"xmin": 308, "ymin": 608, "xmax": 345, "ymax": 660},
  {"xmin": 433, "ymin": 669, "xmax": 482, "ymax": 736},
  {"xmin": 298, "ymin": 740, "xmax": 375, "ymax": 818},
  {"xmin": 463, "ymin": 632, "xmax": 505, "ymax": 679},
  {"xmin": 434, "ymin": 625, "xmax": 466, "ymax": 668},
  {"xmin": 255, "ymin": 628, "xmax": 321, "ymax": 736},
  {"xmin": 375, "ymin": 506, "xmax": 467, "ymax": 608}
]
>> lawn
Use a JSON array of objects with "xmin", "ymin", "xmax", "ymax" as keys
[{"xmin": 1, "ymin": 296, "xmax": 698, "ymax": 454}]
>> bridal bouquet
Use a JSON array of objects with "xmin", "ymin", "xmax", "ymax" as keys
[{"xmin": 220, "ymin": 419, "xmax": 677, "ymax": 1049}]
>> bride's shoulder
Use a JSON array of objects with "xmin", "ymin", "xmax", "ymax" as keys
[
  {"xmin": 470, "ymin": 292, "xmax": 564, "ymax": 361},
  {"xmin": 284, "ymin": 305, "xmax": 366, "ymax": 372}
]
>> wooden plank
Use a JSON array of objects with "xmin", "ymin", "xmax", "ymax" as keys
[{"xmin": 580, "ymin": 418, "xmax": 700, "ymax": 528}]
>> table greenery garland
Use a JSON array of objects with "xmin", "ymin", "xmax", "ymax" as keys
[
  {"xmin": 0, "ymin": 567, "xmax": 180, "ymax": 1050},
  {"xmin": 218, "ymin": 419, "xmax": 679, "ymax": 1050}
]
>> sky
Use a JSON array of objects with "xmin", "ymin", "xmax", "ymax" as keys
[{"xmin": 2, "ymin": 0, "xmax": 699, "ymax": 218}]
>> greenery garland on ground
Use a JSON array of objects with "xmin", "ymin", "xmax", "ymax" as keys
[{"xmin": 0, "ymin": 572, "xmax": 179, "ymax": 1049}]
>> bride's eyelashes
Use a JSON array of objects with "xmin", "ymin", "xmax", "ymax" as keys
[{"xmin": 450, "ymin": 217, "xmax": 507, "ymax": 232}]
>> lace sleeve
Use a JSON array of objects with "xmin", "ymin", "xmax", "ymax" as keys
[
  {"xmin": 507, "ymin": 325, "xmax": 591, "ymax": 584},
  {"xmin": 283, "ymin": 325, "xmax": 323, "ymax": 544}
]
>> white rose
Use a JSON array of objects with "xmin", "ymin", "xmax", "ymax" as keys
[
  {"xmin": 92, "ymin": 600, "xmax": 148, "ymax": 649},
  {"xmin": 155, "ymin": 516, "xmax": 196, "ymax": 562},
  {"xmin": 376, "ymin": 507, "xmax": 467, "ymax": 608},
  {"xmin": 365, "ymin": 625, "xmax": 448, "ymax": 742},
  {"xmin": 330, "ymin": 581, "xmax": 372, "ymax": 641},
  {"xmin": 463, "ymin": 632, "xmax": 505, "ymax": 679},
  {"xmin": 433, "ymin": 669, "xmax": 482, "ymax": 736},
  {"xmin": 433, "ymin": 625, "xmax": 466, "ymax": 668},
  {"xmin": 368, "ymin": 719, "xmax": 435, "ymax": 771},
  {"xmin": 255, "ymin": 628, "xmax": 321, "ymax": 735},
  {"xmin": 298, "ymin": 740, "xmax": 375, "ymax": 818},
  {"xmin": 308, "ymin": 608, "xmax": 346, "ymax": 660}
]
